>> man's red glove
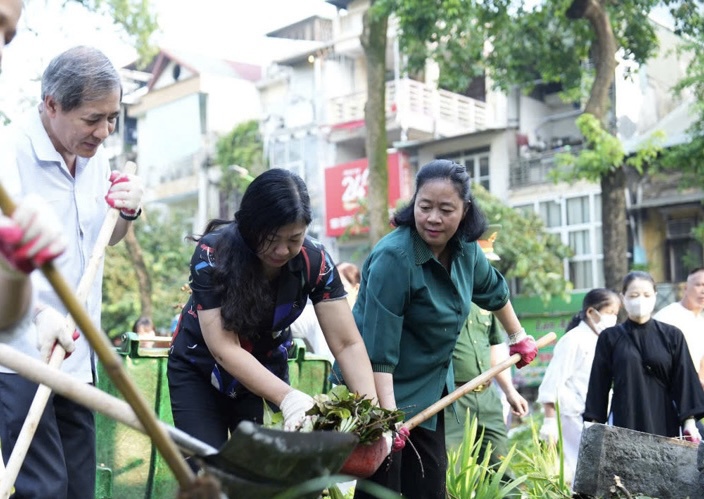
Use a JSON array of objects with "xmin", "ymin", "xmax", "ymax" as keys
[
  {"xmin": 508, "ymin": 329, "xmax": 538, "ymax": 368},
  {"xmin": 105, "ymin": 171, "xmax": 143, "ymax": 219}
]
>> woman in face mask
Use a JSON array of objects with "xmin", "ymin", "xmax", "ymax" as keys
[
  {"xmin": 537, "ymin": 288, "xmax": 620, "ymax": 482},
  {"xmin": 584, "ymin": 271, "xmax": 704, "ymax": 443}
]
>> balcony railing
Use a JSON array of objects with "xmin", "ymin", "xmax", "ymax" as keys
[{"xmin": 326, "ymin": 78, "xmax": 487, "ymax": 136}]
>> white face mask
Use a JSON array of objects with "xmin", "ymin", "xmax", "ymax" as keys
[
  {"xmin": 623, "ymin": 296, "xmax": 657, "ymax": 321},
  {"xmin": 592, "ymin": 310, "xmax": 618, "ymax": 334}
]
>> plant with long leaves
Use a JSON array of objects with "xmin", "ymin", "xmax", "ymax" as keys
[{"xmin": 446, "ymin": 412, "xmax": 526, "ymax": 499}]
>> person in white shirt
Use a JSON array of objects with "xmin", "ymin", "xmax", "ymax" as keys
[
  {"xmin": 537, "ymin": 288, "xmax": 621, "ymax": 482},
  {"xmin": 0, "ymin": 45, "xmax": 143, "ymax": 498},
  {"xmin": 653, "ymin": 267, "xmax": 704, "ymax": 389}
]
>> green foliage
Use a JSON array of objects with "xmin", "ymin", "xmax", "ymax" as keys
[
  {"xmin": 552, "ymin": 114, "xmax": 625, "ymax": 182},
  {"xmin": 472, "ymin": 184, "xmax": 573, "ymax": 302},
  {"xmin": 507, "ymin": 417, "xmax": 572, "ymax": 498},
  {"xmin": 73, "ymin": 0, "xmax": 158, "ymax": 65},
  {"xmin": 264, "ymin": 385, "xmax": 405, "ymax": 445},
  {"xmin": 102, "ymin": 208, "xmax": 194, "ymax": 339},
  {"xmin": 551, "ymin": 113, "xmax": 664, "ymax": 182},
  {"xmin": 391, "ymin": 0, "xmax": 700, "ymax": 97},
  {"xmin": 214, "ymin": 120, "xmax": 265, "ymax": 193},
  {"xmin": 446, "ymin": 412, "xmax": 526, "ymax": 498}
]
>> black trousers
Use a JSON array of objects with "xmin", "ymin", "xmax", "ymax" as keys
[
  {"xmin": 0, "ymin": 373, "xmax": 96, "ymax": 499},
  {"xmin": 354, "ymin": 411, "xmax": 447, "ymax": 499},
  {"xmin": 167, "ymin": 358, "xmax": 270, "ymax": 471}
]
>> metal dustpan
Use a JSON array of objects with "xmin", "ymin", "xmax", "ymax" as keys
[
  {"xmin": 196, "ymin": 421, "xmax": 359, "ymax": 498},
  {"xmin": 198, "ymin": 420, "xmax": 359, "ymax": 486}
]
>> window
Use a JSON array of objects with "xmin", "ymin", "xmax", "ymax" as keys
[
  {"xmin": 665, "ymin": 217, "xmax": 703, "ymax": 282},
  {"xmin": 539, "ymin": 201, "xmax": 562, "ymax": 228},
  {"xmin": 439, "ymin": 148, "xmax": 491, "ymax": 191},
  {"xmin": 516, "ymin": 192, "xmax": 603, "ymax": 290},
  {"xmin": 269, "ymin": 138, "xmax": 305, "ymax": 179}
]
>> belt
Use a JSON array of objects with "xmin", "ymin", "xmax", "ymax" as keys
[{"xmin": 455, "ymin": 380, "xmax": 492, "ymax": 393}]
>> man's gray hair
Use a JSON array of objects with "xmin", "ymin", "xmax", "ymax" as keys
[{"xmin": 41, "ymin": 46, "xmax": 122, "ymax": 112}]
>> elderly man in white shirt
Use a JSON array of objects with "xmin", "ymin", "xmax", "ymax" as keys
[{"xmin": 654, "ymin": 268, "xmax": 704, "ymax": 389}]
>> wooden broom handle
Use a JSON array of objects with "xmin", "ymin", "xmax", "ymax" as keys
[
  {"xmin": 0, "ymin": 169, "xmax": 195, "ymax": 487},
  {"xmin": 404, "ymin": 332, "xmax": 557, "ymax": 431}
]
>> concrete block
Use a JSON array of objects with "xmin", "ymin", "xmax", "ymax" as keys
[{"xmin": 573, "ymin": 423, "xmax": 702, "ymax": 499}]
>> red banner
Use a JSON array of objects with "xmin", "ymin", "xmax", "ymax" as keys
[{"xmin": 324, "ymin": 151, "xmax": 412, "ymax": 237}]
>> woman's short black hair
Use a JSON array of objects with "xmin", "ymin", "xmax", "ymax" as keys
[{"xmin": 393, "ymin": 159, "xmax": 487, "ymax": 242}]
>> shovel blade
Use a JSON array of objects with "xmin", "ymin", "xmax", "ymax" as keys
[{"xmin": 202, "ymin": 421, "xmax": 359, "ymax": 487}]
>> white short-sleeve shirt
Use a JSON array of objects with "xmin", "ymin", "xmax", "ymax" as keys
[
  {"xmin": 1, "ymin": 110, "xmax": 111, "ymax": 382},
  {"xmin": 654, "ymin": 302, "xmax": 704, "ymax": 373}
]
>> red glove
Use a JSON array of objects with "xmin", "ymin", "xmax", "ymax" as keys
[
  {"xmin": 105, "ymin": 171, "xmax": 143, "ymax": 218},
  {"xmin": 0, "ymin": 194, "xmax": 66, "ymax": 273},
  {"xmin": 683, "ymin": 418, "xmax": 701, "ymax": 443},
  {"xmin": 508, "ymin": 329, "xmax": 538, "ymax": 368},
  {"xmin": 392, "ymin": 425, "xmax": 410, "ymax": 452}
]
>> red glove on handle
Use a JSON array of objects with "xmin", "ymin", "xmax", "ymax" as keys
[
  {"xmin": 0, "ymin": 194, "xmax": 67, "ymax": 274},
  {"xmin": 105, "ymin": 171, "xmax": 143, "ymax": 218},
  {"xmin": 508, "ymin": 330, "xmax": 538, "ymax": 368},
  {"xmin": 392, "ymin": 425, "xmax": 410, "ymax": 452}
]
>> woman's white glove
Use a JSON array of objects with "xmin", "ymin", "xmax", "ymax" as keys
[
  {"xmin": 683, "ymin": 418, "xmax": 701, "ymax": 443},
  {"xmin": 34, "ymin": 307, "xmax": 77, "ymax": 362},
  {"xmin": 539, "ymin": 416, "xmax": 559, "ymax": 444},
  {"xmin": 280, "ymin": 390, "xmax": 315, "ymax": 431}
]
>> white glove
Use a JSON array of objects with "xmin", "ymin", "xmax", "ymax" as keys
[
  {"xmin": 0, "ymin": 194, "xmax": 66, "ymax": 274},
  {"xmin": 105, "ymin": 171, "xmax": 144, "ymax": 216},
  {"xmin": 34, "ymin": 307, "xmax": 76, "ymax": 362},
  {"xmin": 683, "ymin": 418, "xmax": 701, "ymax": 443},
  {"xmin": 539, "ymin": 416, "xmax": 559, "ymax": 444},
  {"xmin": 280, "ymin": 390, "xmax": 315, "ymax": 431},
  {"xmin": 382, "ymin": 431, "xmax": 393, "ymax": 456}
]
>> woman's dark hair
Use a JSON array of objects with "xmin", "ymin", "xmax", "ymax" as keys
[
  {"xmin": 197, "ymin": 168, "xmax": 312, "ymax": 339},
  {"xmin": 393, "ymin": 159, "xmax": 487, "ymax": 242},
  {"xmin": 622, "ymin": 270, "xmax": 656, "ymax": 294},
  {"xmin": 565, "ymin": 288, "xmax": 619, "ymax": 332}
]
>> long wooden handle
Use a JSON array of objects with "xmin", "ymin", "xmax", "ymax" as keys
[
  {"xmin": 0, "ymin": 163, "xmax": 138, "ymax": 498},
  {"xmin": 404, "ymin": 332, "xmax": 556, "ymax": 431},
  {"xmin": 0, "ymin": 172, "xmax": 195, "ymax": 487},
  {"xmin": 0, "ymin": 345, "xmax": 218, "ymax": 459}
]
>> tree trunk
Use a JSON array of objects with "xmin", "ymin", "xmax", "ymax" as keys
[
  {"xmin": 601, "ymin": 169, "xmax": 628, "ymax": 291},
  {"xmin": 361, "ymin": 2, "xmax": 390, "ymax": 246},
  {"xmin": 123, "ymin": 224, "xmax": 153, "ymax": 318},
  {"xmin": 569, "ymin": 0, "xmax": 625, "ymax": 290}
]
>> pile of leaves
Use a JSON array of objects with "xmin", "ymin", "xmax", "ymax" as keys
[{"xmin": 264, "ymin": 385, "xmax": 405, "ymax": 445}]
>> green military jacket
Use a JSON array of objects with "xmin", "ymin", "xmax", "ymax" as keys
[{"xmin": 352, "ymin": 226, "xmax": 509, "ymax": 430}]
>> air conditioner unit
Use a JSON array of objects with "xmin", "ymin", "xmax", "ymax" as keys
[{"xmin": 666, "ymin": 218, "xmax": 696, "ymax": 239}]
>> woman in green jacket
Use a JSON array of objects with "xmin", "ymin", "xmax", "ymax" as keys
[{"xmin": 350, "ymin": 159, "xmax": 537, "ymax": 499}]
